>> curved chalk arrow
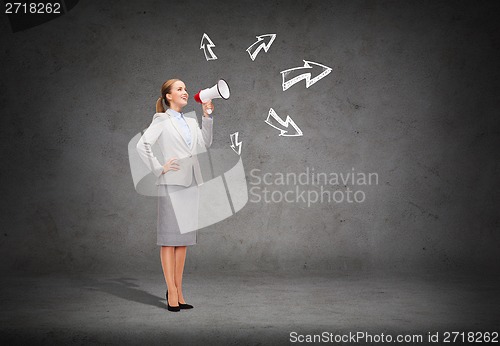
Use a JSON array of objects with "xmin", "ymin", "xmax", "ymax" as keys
[
  {"xmin": 230, "ymin": 132, "xmax": 242, "ymax": 155},
  {"xmin": 246, "ymin": 34, "xmax": 276, "ymax": 61},
  {"xmin": 265, "ymin": 108, "xmax": 303, "ymax": 137},
  {"xmin": 280, "ymin": 60, "xmax": 332, "ymax": 91},
  {"xmin": 200, "ymin": 33, "xmax": 217, "ymax": 61}
]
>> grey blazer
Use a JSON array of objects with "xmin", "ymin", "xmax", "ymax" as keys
[{"xmin": 136, "ymin": 110, "xmax": 213, "ymax": 186}]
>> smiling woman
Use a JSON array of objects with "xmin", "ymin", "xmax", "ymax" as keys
[
  {"xmin": 156, "ymin": 79, "xmax": 188, "ymax": 113},
  {"xmin": 136, "ymin": 78, "xmax": 215, "ymax": 312}
]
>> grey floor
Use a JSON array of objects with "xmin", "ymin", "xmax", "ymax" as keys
[{"xmin": 1, "ymin": 269, "xmax": 498, "ymax": 345}]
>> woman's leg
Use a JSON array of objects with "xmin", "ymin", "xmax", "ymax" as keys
[
  {"xmin": 174, "ymin": 246, "xmax": 188, "ymax": 304},
  {"xmin": 160, "ymin": 246, "xmax": 178, "ymax": 306}
]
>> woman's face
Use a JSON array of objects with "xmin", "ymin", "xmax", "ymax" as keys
[{"xmin": 166, "ymin": 80, "xmax": 188, "ymax": 109}]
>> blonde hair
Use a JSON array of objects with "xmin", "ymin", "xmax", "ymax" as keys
[{"xmin": 156, "ymin": 78, "xmax": 181, "ymax": 113}]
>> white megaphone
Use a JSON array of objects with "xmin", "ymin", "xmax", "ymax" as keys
[{"xmin": 194, "ymin": 79, "xmax": 230, "ymax": 114}]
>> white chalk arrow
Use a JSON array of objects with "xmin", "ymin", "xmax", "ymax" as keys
[
  {"xmin": 230, "ymin": 132, "xmax": 242, "ymax": 155},
  {"xmin": 200, "ymin": 33, "xmax": 217, "ymax": 61},
  {"xmin": 280, "ymin": 60, "xmax": 332, "ymax": 91},
  {"xmin": 265, "ymin": 108, "xmax": 303, "ymax": 137},
  {"xmin": 246, "ymin": 34, "xmax": 276, "ymax": 61}
]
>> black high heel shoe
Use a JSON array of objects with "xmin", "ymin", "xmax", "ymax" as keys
[
  {"xmin": 166, "ymin": 289, "xmax": 194, "ymax": 309},
  {"xmin": 178, "ymin": 301, "xmax": 194, "ymax": 309},
  {"xmin": 165, "ymin": 290, "xmax": 180, "ymax": 312}
]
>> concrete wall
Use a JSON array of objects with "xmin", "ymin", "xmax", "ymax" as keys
[{"xmin": 1, "ymin": 0, "xmax": 498, "ymax": 275}]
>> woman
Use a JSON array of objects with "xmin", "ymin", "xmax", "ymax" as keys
[{"xmin": 136, "ymin": 79, "xmax": 214, "ymax": 312}]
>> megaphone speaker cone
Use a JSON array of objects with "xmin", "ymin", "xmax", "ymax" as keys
[{"xmin": 217, "ymin": 79, "xmax": 230, "ymax": 99}]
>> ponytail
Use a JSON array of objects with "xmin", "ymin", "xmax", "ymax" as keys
[{"xmin": 156, "ymin": 97, "xmax": 165, "ymax": 113}]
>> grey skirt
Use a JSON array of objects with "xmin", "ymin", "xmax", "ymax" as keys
[{"xmin": 157, "ymin": 177, "xmax": 199, "ymax": 246}]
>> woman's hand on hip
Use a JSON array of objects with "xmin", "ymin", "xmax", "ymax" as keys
[
  {"xmin": 162, "ymin": 158, "xmax": 179, "ymax": 174},
  {"xmin": 202, "ymin": 101, "xmax": 214, "ymax": 117}
]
